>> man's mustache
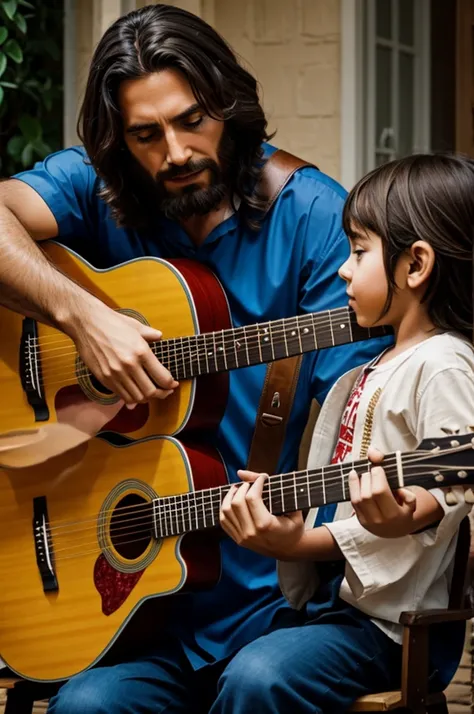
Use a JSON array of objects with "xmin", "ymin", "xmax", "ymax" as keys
[{"xmin": 157, "ymin": 158, "xmax": 218, "ymax": 182}]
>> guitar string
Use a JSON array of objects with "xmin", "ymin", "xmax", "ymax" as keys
[
  {"xmin": 43, "ymin": 446, "xmax": 472, "ymax": 535},
  {"xmin": 39, "ymin": 454, "xmax": 474, "ymax": 553},
  {"xmin": 34, "ymin": 311, "xmax": 357, "ymax": 373},
  {"xmin": 48, "ymin": 460, "xmax": 472, "ymax": 546},
  {"xmin": 43, "ymin": 450, "xmax": 427, "ymax": 533},
  {"xmin": 26, "ymin": 305, "xmax": 355, "ymax": 350},
  {"xmin": 42, "ymin": 465, "xmax": 474, "ymax": 563},
  {"xmin": 32, "ymin": 320, "xmax": 375, "ymax": 388}
]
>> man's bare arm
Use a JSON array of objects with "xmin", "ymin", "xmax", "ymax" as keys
[{"xmin": 0, "ymin": 180, "xmax": 177, "ymax": 404}]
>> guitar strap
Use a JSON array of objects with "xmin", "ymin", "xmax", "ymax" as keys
[{"xmin": 247, "ymin": 150, "xmax": 316, "ymax": 474}]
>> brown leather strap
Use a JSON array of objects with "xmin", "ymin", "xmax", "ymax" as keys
[
  {"xmin": 259, "ymin": 149, "xmax": 315, "ymax": 216},
  {"xmin": 247, "ymin": 150, "xmax": 315, "ymax": 473},
  {"xmin": 247, "ymin": 354, "xmax": 303, "ymax": 473}
]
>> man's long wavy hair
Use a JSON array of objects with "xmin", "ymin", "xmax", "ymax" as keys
[{"xmin": 77, "ymin": 4, "xmax": 272, "ymax": 230}]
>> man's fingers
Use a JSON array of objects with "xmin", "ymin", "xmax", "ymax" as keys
[
  {"xmin": 140, "ymin": 325, "xmax": 163, "ymax": 343},
  {"xmin": 141, "ymin": 350, "xmax": 179, "ymax": 392}
]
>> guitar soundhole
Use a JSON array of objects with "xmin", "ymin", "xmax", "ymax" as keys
[
  {"xmin": 110, "ymin": 494, "xmax": 154, "ymax": 560},
  {"xmin": 89, "ymin": 375, "xmax": 113, "ymax": 396}
]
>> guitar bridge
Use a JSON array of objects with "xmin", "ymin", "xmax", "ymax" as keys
[
  {"xmin": 20, "ymin": 317, "xmax": 49, "ymax": 422},
  {"xmin": 33, "ymin": 496, "xmax": 58, "ymax": 592}
]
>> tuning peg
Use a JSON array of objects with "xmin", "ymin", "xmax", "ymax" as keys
[
  {"xmin": 441, "ymin": 426, "xmax": 461, "ymax": 435},
  {"xmin": 466, "ymin": 426, "xmax": 474, "ymax": 433},
  {"xmin": 445, "ymin": 489, "xmax": 459, "ymax": 505},
  {"xmin": 464, "ymin": 488, "xmax": 474, "ymax": 504}
]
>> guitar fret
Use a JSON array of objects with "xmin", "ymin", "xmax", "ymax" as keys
[
  {"xmin": 293, "ymin": 470, "xmax": 297, "ymax": 511},
  {"xmin": 310, "ymin": 313, "xmax": 318, "ymax": 349},
  {"xmin": 178, "ymin": 337, "xmax": 185, "ymax": 379},
  {"xmin": 233, "ymin": 327, "xmax": 241, "ymax": 369},
  {"xmin": 257, "ymin": 324, "xmax": 264, "ymax": 363},
  {"xmin": 328, "ymin": 312, "xmax": 335, "ymax": 346},
  {"xmin": 193, "ymin": 335, "xmax": 200, "ymax": 377},
  {"xmin": 221, "ymin": 329, "xmax": 228, "ymax": 371},
  {"xmin": 210, "ymin": 493, "xmax": 216, "ymax": 527},
  {"xmin": 212, "ymin": 331, "xmax": 218, "ymax": 372},
  {"xmin": 296, "ymin": 315, "xmax": 304, "ymax": 354},
  {"xmin": 282, "ymin": 319, "xmax": 290, "ymax": 357},
  {"xmin": 347, "ymin": 312, "xmax": 354, "ymax": 343},
  {"xmin": 243, "ymin": 325, "xmax": 251, "ymax": 365},
  {"xmin": 181, "ymin": 494, "xmax": 187, "ymax": 533},
  {"xmin": 164, "ymin": 498, "xmax": 170, "ymax": 537},
  {"xmin": 321, "ymin": 465, "xmax": 326, "ymax": 503},
  {"xmin": 202, "ymin": 333, "xmax": 210, "ymax": 374},
  {"xmin": 268, "ymin": 321, "xmax": 276, "ymax": 362},
  {"xmin": 280, "ymin": 473, "xmax": 285, "ymax": 512}
]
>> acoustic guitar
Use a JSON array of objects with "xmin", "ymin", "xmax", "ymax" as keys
[
  {"xmin": 0, "ymin": 431, "xmax": 472, "ymax": 681},
  {"xmin": 0, "ymin": 242, "xmax": 389, "ymax": 441}
]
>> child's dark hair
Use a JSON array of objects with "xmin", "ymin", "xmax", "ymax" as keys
[{"xmin": 342, "ymin": 154, "xmax": 473, "ymax": 340}]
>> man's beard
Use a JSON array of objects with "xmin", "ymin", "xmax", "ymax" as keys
[{"xmin": 128, "ymin": 133, "xmax": 234, "ymax": 222}]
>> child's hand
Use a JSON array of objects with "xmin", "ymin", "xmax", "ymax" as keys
[
  {"xmin": 349, "ymin": 447, "xmax": 417, "ymax": 538},
  {"xmin": 219, "ymin": 469, "xmax": 305, "ymax": 559}
]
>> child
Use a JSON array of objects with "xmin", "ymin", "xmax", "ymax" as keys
[{"xmin": 217, "ymin": 154, "xmax": 474, "ymax": 714}]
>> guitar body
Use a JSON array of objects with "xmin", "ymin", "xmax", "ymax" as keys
[
  {"xmin": 0, "ymin": 436, "xmax": 227, "ymax": 682},
  {"xmin": 0, "ymin": 242, "xmax": 230, "ymax": 440}
]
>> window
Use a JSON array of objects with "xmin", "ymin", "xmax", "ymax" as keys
[{"xmin": 364, "ymin": 0, "xmax": 430, "ymax": 170}]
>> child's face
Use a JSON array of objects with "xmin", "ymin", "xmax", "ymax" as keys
[{"xmin": 338, "ymin": 226, "xmax": 392, "ymax": 327}]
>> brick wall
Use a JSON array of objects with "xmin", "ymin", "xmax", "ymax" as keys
[
  {"xmin": 73, "ymin": 0, "xmax": 342, "ymax": 179},
  {"xmin": 212, "ymin": 0, "xmax": 341, "ymax": 180}
]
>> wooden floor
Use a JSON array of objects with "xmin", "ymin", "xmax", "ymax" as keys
[{"xmin": 0, "ymin": 650, "xmax": 471, "ymax": 714}]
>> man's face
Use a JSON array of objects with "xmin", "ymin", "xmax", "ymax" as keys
[{"xmin": 119, "ymin": 68, "xmax": 228, "ymax": 219}]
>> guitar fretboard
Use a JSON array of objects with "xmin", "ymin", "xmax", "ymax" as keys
[
  {"xmin": 150, "ymin": 438, "xmax": 474, "ymax": 539},
  {"xmin": 152, "ymin": 307, "xmax": 389, "ymax": 380}
]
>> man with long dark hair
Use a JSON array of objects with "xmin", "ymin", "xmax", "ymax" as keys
[{"xmin": 0, "ymin": 5, "xmax": 389, "ymax": 712}]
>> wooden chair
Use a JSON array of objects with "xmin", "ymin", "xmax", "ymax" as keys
[
  {"xmin": 350, "ymin": 515, "xmax": 473, "ymax": 714},
  {"xmin": 0, "ymin": 676, "xmax": 57, "ymax": 714},
  {"xmin": 0, "ymin": 519, "xmax": 472, "ymax": 714}
]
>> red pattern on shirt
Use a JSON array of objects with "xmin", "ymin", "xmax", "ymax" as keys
[{"xmin": 331, "ymin": 369, "xmax": 370, "ymax": 465}]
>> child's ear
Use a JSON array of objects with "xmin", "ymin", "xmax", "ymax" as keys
[{"xmin": 406, "ymin": 241, "xmax": 435, "ymax": 288}]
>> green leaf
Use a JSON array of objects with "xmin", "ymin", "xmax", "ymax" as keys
[
  {"xmin": 0, "ymin": 80, "xmax": 17, "ymax": 88},
  {"xmin": 0, "ymin": 51, "xmax": 5, "ymax": 78},
  {"xmin": 14, "ymin": 13, "xmax": 26, "ymax": 33},
  {"xmin": 21, "ymin": 142, "xmax": 33, "ymax": 167},
  {"xmin": 4, "ymin": 38, "xmax": 22, "ymax": 63},
  {"xmin": 6, "ymin": 134, "xmax": 24, "ymax": 158},
  {"xmin": 0, "ymin": 27, "xmax": 8, "ymax": 45},
  {"xmin": 0, "ymin": 85, "xmax": 3, "ymax": 107},
  {"xmin": 17, "ymin": 0, "xmax": 34, "ymax": 8},
  {"xmin": 1, "ymin": 0, "xmax": 18, "ymax": 21},
  {"xmin": 19, "ymin": 113, "xmax": 41, "ymax": 141}
]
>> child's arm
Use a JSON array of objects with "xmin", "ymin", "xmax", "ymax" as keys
[{"xmin": 220, "ymin": 472, "xmax": 343, "ymax": 561}]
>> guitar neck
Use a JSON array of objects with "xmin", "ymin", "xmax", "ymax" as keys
[
  {"xmin": 151, "ymin": 439, "xmax": 474, "ymax": 539},
  {"xmin": 152, "ymin": 307, "xmax": 389, "ymax": 380}
]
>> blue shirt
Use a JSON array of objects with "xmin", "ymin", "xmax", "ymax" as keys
[{"xmin": 15, "ymin": 144, "xmax": 391, "ymax": 668}]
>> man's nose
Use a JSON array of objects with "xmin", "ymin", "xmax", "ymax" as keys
[{"xmin": 165, "ymin": 130, "xmax": 192, "ymax": 166}]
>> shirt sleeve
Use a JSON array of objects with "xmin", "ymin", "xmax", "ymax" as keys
[
  {"xmin": 13, "ymin": 146, "xmax": 100, "ymax": 243},
  {"xmin": 325, "ymin": 366, "xmax": 473, "ymax": 599},
  {"xmin": 295, "ymin": 172, "xmax": 393, "ymax": 405}
]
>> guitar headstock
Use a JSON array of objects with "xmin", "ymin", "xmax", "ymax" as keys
[{"xmin": 414, "ymin": 429, "xmax": 474, "ymax": 503}]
